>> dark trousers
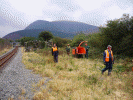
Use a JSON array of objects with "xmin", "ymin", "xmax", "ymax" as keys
[
  {"xmin": 53, "ymin": 51, "xmax": 58, "ymax": 63},
  {"xmin": 102, "ymin": 62, "xmax": 112, "ymax": 74},
  {"xmin": 85, "ymin": 51, "xmax": 88, "ymax": 59},
  {"xmin": 67, "ymin": 52, "xmax": 70, "ymax": 55}
]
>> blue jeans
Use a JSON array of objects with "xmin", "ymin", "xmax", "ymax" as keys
[{"xmin": 102, "ymin": 62, "xmax": 112, "ymax": 74}]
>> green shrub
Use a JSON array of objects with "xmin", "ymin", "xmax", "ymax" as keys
[
  {"xmin": 53, "ymin": 37, "xmax": 71, "ymax": 47},
  {"xmin": 71, "ymin": 33, "xmax": 86, "ymax": 47},
  {"xmin": 68, "ymin": 68, "xmax": 73, "ymax": 71},
  {"xmin": 87, "ymin": 75, "xmax": 98, "ymax": 85},
  {"xmin": 114, "ymin": 65, "xmax": 130, "ymax": 73}
]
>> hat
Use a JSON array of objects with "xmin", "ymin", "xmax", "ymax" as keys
[{"xmin": 107, "ymin": 45, "xmax": 112, "ymax": 48}]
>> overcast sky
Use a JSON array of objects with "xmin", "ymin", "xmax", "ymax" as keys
[{"xmin": 0, "ymin": 0, "xmax": 133, "ymax": 38}]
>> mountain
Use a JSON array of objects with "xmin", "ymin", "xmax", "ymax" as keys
[
  {"xmin": 3, "ymin": 20, "xmax": 99, "ymax": 40},
  {"xmin": 25, "ymin": 20, "xmax": 57, "ymax": 31},
  {"xmin": 25, "ymin": 20, "xmax": 99, "ymax": 34},
  {"xmin": 3, "ymin": 29, "xmax": 74, "ymax": 41},
  {"xmin": 51, "ymin": 21, "xmax": 99, "ymax": 34}
]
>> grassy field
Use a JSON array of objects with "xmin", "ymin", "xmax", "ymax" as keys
[
  {"xmin": 0, "ymin": 46, "xmax": 12, "ymax": 56},
  {"xmin": 22, "ymin": 47, "xmax": 133, "ymax": 100}
]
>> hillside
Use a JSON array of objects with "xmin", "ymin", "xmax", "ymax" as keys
[
  {"xmin": 3, "ymin": 20, "xmax": 99, "ymax": 40},
  {"xmin": 25, "ymin": 20, "xmax": 99, "ymax": 34},
  {"xmin": 3, "ymin": 29, "xmax": 75, "ymax": 41}
]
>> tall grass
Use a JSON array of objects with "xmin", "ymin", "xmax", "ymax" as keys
[
  {"xmin": 22, "ymin": 47, "xmax": 133, "ymax": 100},
  {"xmin": 0, "ymin": 48, "xmax": 13, "ymax": 56},
  {"xmin": 0, "ymin": 38, "xmax": 12, "ymax": 55}
]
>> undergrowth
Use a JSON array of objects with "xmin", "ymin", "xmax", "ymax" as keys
[{"xmin": 22, "ymin": 47, "xmax": 133, "ymax": 100}]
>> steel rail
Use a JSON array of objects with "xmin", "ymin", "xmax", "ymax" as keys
[{"xmin": 0, "ymin": 46, "xmax": 18, "ymax": 67}]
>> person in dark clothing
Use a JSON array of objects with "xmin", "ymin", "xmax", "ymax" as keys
[
  {"xmin": 52, "ymin": 44, "xmax": 58, "ymax": 63},
  {"xmin": 102, "ymin": 45, "xmax": 114, "ymax": 76},
  {"xmin": 66, "ymin": 44, "xmax": 70, "ymax": 55},
  {"xmin": 85, "ymin": 43, "xmax": 90, "ymax": 59}
]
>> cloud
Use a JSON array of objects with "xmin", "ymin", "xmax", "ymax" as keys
[
  {"xmin": 0, "ymin": 25, "xmax": 20, "ymax": 38},
  {"xmin": 8, "ymin": 0, "xmax": 47, "ymax": 16},
  {"xmin": 72, "ymin": 10, "xmax": 82, "ymax": 20},
  {"xmin": 103, "ymin": 4, "xmax": 133, "ymax": 21},
  {"xmin": 73, "ymin": 0, "xmax": 111, "ymax": 11},
  {"xmin": 0, "ymin": 0, "xmax": 27, "ymax": 27},
  {"xmin": 0, "ymin": 0, "xmax": 133, "ymax": 37},
  {"xmin": 72, "ymin": 0, "xmax": 133, "ymax": 26}
]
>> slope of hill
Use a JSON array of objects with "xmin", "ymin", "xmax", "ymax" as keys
[
  {"xmin": 3, "ymin": 20, "xmax": 99, "ymax": 40},
  {"xmin": 51, "ymin": 21, "xmax": 99, "ymax": 33},
  {"xmin": 3, "ymin": 29, "xmax": 75, "ymax": 40},
  {"xmin": 25, "ymin": 20, "xmax": 58, "ymax": 31},
  {"xmin": 25, "ymin": 20, "xmax": 99, "ymax": 34}
]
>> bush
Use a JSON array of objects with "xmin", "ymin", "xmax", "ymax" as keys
[
  {"xmin": 38, "ymin": 31, "xmax": 53, "ymax": 41},
  {"xmin": 0, "ymin": 38, "xmax": 12, "ymax": 50},
  {"xmin": 101, "ymin": 18, "xmax": 133, "ymax": 57},
  {"xmin": 19, "ymin": 37, "xmax": 36, "ymax": 46},
  {"xmin": 87, "ymin": 33, "xmax": 105, "ymax": 51},
  {"xmin": 71, "ymin": 33, "xmax": 86, "ymax": 47},
  {"xmin": 88, "ymin": 47, "xmax": 103, "ymax": 59},
  {"xmin": 53, "ymin": 37, "xmax": 71, "ymax": 47},
  {"xmin": 85, "ymin": 14, "xmax": 133, "ymax": 57}
]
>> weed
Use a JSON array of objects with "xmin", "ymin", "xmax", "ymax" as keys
[
  {"xmin": 69, "ymin": 58, "xmax": 76, "ymax": 68},
  {"xmin": 74, "ymin": 65, "xmax": 78, "ymax": 70},
  {"xmin": 114, "ymin": 65, "xmax": 130, "ymax": 73},
  {"xmin": 99, "ymin": 65, "xmax": 105, "ymax": 71},
  {"xmin": 85, "ymin": 74, "xmax": 98, "ymax": 85},
  {"xmin": 33, "ymin": 92, "xmax": 45, "ymax": 100},
  {"xmin": 0, "ymin": 47, "xmax": 12, "ymax": 56},
  {"xmin": 56, "ymin": 65, "xmax": 63, "ymax": 70},
  {"xmin": 77, "ymin": 72, "xmax": 87, "ymax": 81},
  {"xmin": 22, "ymin": 47, "xmax": 132, "ymax": 99},
  {"xmin": 68, "ymin": 68, "xmax": 73, "ymax": 71},
  {"xmin": 36, "ymin": 78, "xmax": 45, "ymax": 87},
  {"xmin": 21, "ymin": 88, "xmax": 26, "ymax": 95},
  {"xmin": 77, "ymin": 76, "xmax": 82, "ymax": 81},
  {"xmin": 65, "ymin": 63, "xmax": 68, "ymax": 69}
]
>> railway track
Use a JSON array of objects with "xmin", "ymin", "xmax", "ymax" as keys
[{"xmin": 0, "ymin": 46, "xmax": 18, "ymax": 70}]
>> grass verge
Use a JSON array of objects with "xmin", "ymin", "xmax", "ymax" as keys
[{"xmin": 22, "ymin": 47, "xmax": 133, "ymax": 100}]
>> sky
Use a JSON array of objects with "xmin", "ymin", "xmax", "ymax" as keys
[{"xmin": 0, "ymin": 0, "xmax": 133, "ymax": 38}]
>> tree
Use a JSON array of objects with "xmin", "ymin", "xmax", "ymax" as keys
[
  {"xmin": 20, "ymin": 37, "xmax": 36, "ymax": 46},
  {"xmin": 38, "ymin": 31, "xmax": 53, "ymax": 41},
  {"xmin": 0, "ymin": 38, "xmax": 12, "ymax": 50},
  {"xmin": 100, "ymin": 14, "xmax": 133, "ymax": 57},
  {"xmin": 15, "ymin": 39, "xmax": 20, "ymax": 42},
  {"xmin": 53, "ymin": 37, "xmax": 71, "ymax": 47},
  {"xmin": 85, "ymin": 14, "xmax": 133, "ymax": 57},
  {"xmin": 71, "ymin": 33, "xmax": 86, "ymax": 47}
]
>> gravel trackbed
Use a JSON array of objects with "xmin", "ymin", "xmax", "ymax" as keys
[{"xmin": 0, "ymin": 48, "xmax": 43, "ymax": 100}]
